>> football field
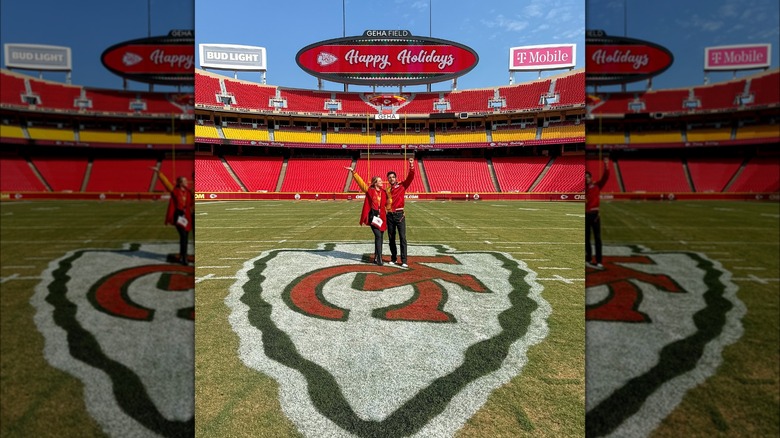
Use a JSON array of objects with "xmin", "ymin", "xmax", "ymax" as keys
[
  {"xmin": 0, "ymin": 200, "xmax": 194, "ymax": 438},
  {"xmin": 194, "ymin": 199, "xmax": 586, "ymax": 437},
  {"xmin": 4, "ymin": 199, "xmax": 774, "ymax": 437},
  {"xmin": 589, "ymin": 200, "xmax": 779, "ymax": 437}
]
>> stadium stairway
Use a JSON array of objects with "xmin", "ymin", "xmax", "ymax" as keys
[
  {"xmin": 81, "ymin": 160, "xmax": 93, "ymax": 192},
  {"xmin": 721, "ymin": 157, "xmax": 749, "ymax": 192},
  {"xmin": 485, "ymin": 158, "xmax": 502, "ymax": 192},
  {"xmin": 613, "ymin": 159, "xmax": 626, "ymax": 192},
  {"xmin": 27, "ymin": 158, "xmax": 52, "ymax": 191},
  {"xmin": 222, "ymin": 157, "xmax": 247, "ymax": 191},
  {"xmin": 276, "ymin": 158, "xmax": 288, "ymax": 192},
  {"xmin": 417, "ymin": 158, "xmax": 432, "ymax": 193},
  {"xmin": 344, "ymin": 158, "xmax": 358, "ymax": 192},
  {"xmin": 682, "ymin": 158, "xmax": 696, "ymax": 192},
  {"xmin": 528, "ymin": 158, "xmax": 553, "ymax": 191},
  {"xmin": 149, "ymin": 160, "xmax": 162, "ymax": 192}
]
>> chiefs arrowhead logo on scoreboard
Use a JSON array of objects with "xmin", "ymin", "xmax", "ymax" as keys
[
  {"xmin": 31, "ymin": 243, "xmax": 194, "ymax": 437},
  {"xmin": 586, "ymin": 245, "xmax": 745, "ymax": 437},
  {"xmin": 226, "ymin": 243, "xmax": 550, "ymax": 436}
]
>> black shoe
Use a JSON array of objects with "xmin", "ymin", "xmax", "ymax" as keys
[
  {"xmin": 180, "ymin": 258, "xmax": 188, "ymax": 266},
  {"xmin": 375, "ymin": 258, "xmax": 383, "ymax": 266}
]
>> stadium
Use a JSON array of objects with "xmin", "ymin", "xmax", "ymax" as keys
[
  {"xmin": 586, "ymin": 68, "xmax": 779, "ymax": 200},
  {"xmin": 193, "ymin": 67, "xmax": 585, "ymax": 200},
  {"xmin": 585, "ymin": 56, "xmax": 779, "ymax": 437},
  {"xmin": 192, "ymin": 27, "xmax": 588, "ymax": 437},
  {"xmin": 0, "ymin": 48, "xmax": 196, "ymax": 437},
  {"xmin": 0, "ymin": 69, "xmax": 194, "ymax": 199}
]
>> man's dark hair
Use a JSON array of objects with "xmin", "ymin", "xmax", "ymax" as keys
[
  {"xmin": 585, "ymin": 171, "xmax": 592, "ymax": 177},
  {"xmin": 387, "ymin": 171, "xmax": 397, "ymax": 178}
]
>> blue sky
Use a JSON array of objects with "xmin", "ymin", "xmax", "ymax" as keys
[
  {"xmin": 0, "ymin": 0, "xmax": 193, "ymax": 91},
  {"xmin": 194, "ymin": 0, "xmax": 587, "ymax": 92},
  {"xmin": 1, "ymin": 0, "xmax": 776, "ymax": 93},
  {"xmin": 587, "ymin": 0, "xmax": 780, "ymax": 91}
]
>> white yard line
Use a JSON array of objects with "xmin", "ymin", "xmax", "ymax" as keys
[
  {"xmin": 0, "ymin": 274, "xmax": 18, "ymax": 283},
  {"xmin": 195, "ymin": 274, "xmax": 238, "ymax": 283},
  {"xmin": 732, "ymin": 277, "xmax": 780, "ymax": 283},
  {"xmin": 195, "ymin": 274, "xmax": 214, "ymax": 283},
  {"xmin": 1, "ymin": 274, "xmax": 42, "ymax": 283},
  {"xmin": 537, "ymin": 275, "xmax": 584, "ymax": 284}
]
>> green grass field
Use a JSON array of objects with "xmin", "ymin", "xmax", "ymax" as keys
[
  {"xmin": 3, "ymin": 199, "xmax": 775, "ymax": 437},
  {"xmin": 194, "ymin": 199, "xmax": 585, "ymax": 437},
  {"xmin": 0, "ymin": 200, "xmax": 191, "ymax": 438},
  {"xmin": 594, "ymin": 200, "xmax": 779, "ymax": 437}
]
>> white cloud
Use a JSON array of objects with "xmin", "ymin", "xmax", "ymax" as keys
[
  {"xmin": 676, "ymin": 14, "xmax": 724, "ymax": 32},
  {"xmin": 410, "ymin": 0, "xmax": 428, "ymax": 10},
  {"xmin": 481, "ymin": 15, "xmax": 529, "ymax": 32}
]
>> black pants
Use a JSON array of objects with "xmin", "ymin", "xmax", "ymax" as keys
[
  {"xmin": 371, "ymin": 226, "xmax": 384, "ymax": 264},
  {"xmin": 174, "ymin": 211, "xmax": 189, "ymax": 264},
  {"xmin": 386, "ymin": 211, "xmax": 407, "ymax": 263},
  {"xmin": 585, "ymin": 211, "xmax": 602, "ymax": 264}
]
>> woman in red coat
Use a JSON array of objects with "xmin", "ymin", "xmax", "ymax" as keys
[
  {"xmin": 345, "ymin": 166, "xmax": 392, "ymax": 265},
  {"xmin": 586, "ymin": 157, "xmax": 609, "ymax": 268},
  {"xmin": 156, "ymin": 170, "xmax": 193, "ymax": 265}
]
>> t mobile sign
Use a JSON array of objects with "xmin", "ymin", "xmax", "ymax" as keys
[
  {"xmin": 705, "ymin": 44, "xmax": 771, "ymax": 70},
  {"xmin": 509, "ymin": 44, "xmax": 576, "ymax": 71}
]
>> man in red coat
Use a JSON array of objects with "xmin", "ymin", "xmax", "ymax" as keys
[
  {"xmin": 346, "ymin": 166, "xmax": 392, "ymax": 265},
  {"xmin": 386, "ymin": 158, "xmax": 415, "ymax": 267},
  {"xmin": 586, "ymin": 157, "xmax": 610, "ymax": 268},
  {"xmin": 156, "ymin": 170, "xmax": 193, "ymax": 265}
]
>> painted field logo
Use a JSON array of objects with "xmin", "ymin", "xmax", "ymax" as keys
[
  {"xmin": 586, "ymin": 245, "xmax": 745, "ymax": 437},
  {"xmin": 31, "ymin": 243, "xmax": 194, "ymax": 437},
  {"xmin": 227, "ymin": 243, "xmax": 550, "ymax": 437}
]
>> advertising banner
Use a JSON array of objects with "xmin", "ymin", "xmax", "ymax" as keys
[
  {"xmin": 199, "ymin": 44, "xmax": 267, "ymax": 70},
  {"xmin": 585, "ymin": 30, "xmax": 673, "ymax": 85},
  {"xmin": 509, "ymin": 44, "xmax": 576, "ymax": 71},
  {"xmin": 4, "ymin": 44, "xmax": 71, "ymax": 71},
  {"xmin": 296, "ymin": 31, "xmax": 478, "ymax": 85},
  {"xmin": 705, "ymin": 44, "xmax": 771, "ymax": 71},
  {"xmin": 101, "ymin": 30, "xmax": 194, "ymax": 85}
]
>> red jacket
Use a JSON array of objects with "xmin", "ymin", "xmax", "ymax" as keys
[
  {"xmin": 586, "ymin": 164, "xmax": 609, "ymax": 213},
  {"xmin": 388, "ymin": 167, "xmax": 414, "ymax": 212},
  {"xmin": 353, "ymin": 172, "xmax": 391, "ymax": 232},
  {"xmin": 159, "ymin": 172, "xmax": 193, "ymax": 231}
]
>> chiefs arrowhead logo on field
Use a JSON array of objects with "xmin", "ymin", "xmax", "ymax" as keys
[
  {"xmin": 586, "ymin": 245, "xmax": 745, "ymax": 437},
  {"xmin": 31, "ymin": 243, "xmax": 194, "ymax": 437},
  {"xmin": 227, "ymin": 243, "xmax": 550, "ymax": 437}
]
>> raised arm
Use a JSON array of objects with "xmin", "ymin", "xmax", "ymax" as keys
[
  {"xmin": 152, "ymin": 167, "xmax": 175, "ymax": 192},
  {"xmin": 402, "ymin": 158, "xmax": 415, "ymax": 188},
  {"xmin": 597, "ymin": 157, "xmax": 610, "ymax": 188},
  {"xmin": 346, "ymin": 166, "xmax": 369, "ymax": 192}
]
